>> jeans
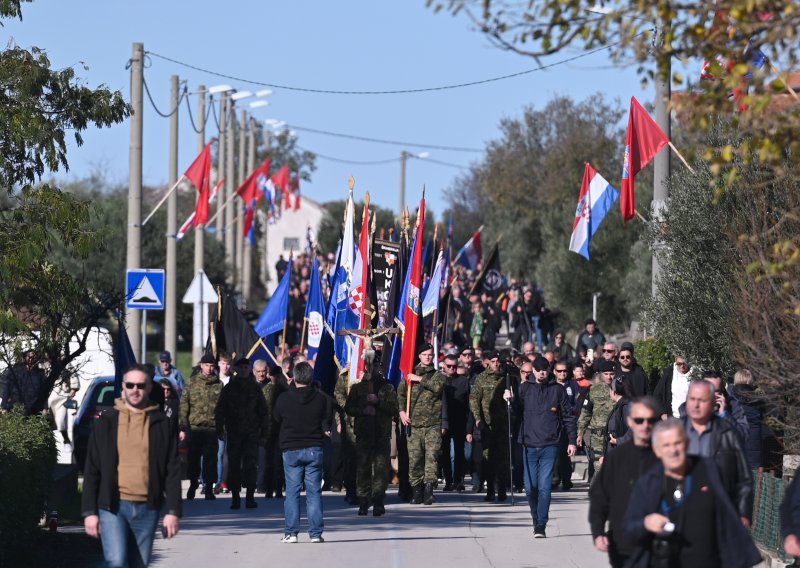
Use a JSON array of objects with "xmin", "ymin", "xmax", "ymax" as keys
[
  {"xmin": 98, "ymin": 501, "xmax": 159, "ymax": 568},
  {"xmin": 531, "ymin": 316, "xmax": 543, "ymax": 350},
  {"xmin": 283, "ymin": 446, "xmax": 324, "ymax": 538},
  {"xmin": 523, "ymin": 445, "xmax": 558, "ymax": 528},
  {"xmin": 217, "ymin": 435, "xmax": 227, "ymax": 485}
]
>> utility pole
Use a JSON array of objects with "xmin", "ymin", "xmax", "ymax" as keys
[
  {"xmin": 193, "ymin": 85, "xmax": 206, "ymax": 365},
  {"xmin": 225, "ymin": 105, "xmax": 236, "ymax": 286},
  {"xmin": 399, "ymin": 150, "xmax": 407, "ymax": 217},
  {"xmin": 652, "ymin": 23, "xmax": 672, "ymax": 297},
  {"xmin": 235, "ymin": 109, "xmax": 247, "ymax": 293},
  {"xmin": 126, "ymin": 42, "xmax": 144, "ymax": 359},
  {"xmin": 215, "ymin": 94, "xmax": 227, "ymax": 243},
  {"xmin": 165, "ymin": 75, "xmax": 179, "ymax": 360},
  {"xmin": 242, "ymin": 117, "xmax": 256, "ymax": 303}
]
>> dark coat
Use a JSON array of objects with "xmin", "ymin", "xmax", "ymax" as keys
[
  {"xmin": 615, "ymin": 363, "xmax": 649, "ymax": 398},
  {"xmin": 652, "ymin": 365, "xmax": 675, "ymax": 417},
  {"xmin": 623, "ymin": 457, "xmax": 762, "ymax": 568},
  {"xmin": 729, "ymin": 384, "xmax": 763, "ymax": 471},
  {"xmin": 781, "ymin": 475, "xmax": 800, "ymax": 540},
  {"xmin": 215, "ymin": 374, "xmax": 269, "ymax": 438},
  {"xmin": 1, "ymin": 364, "xmax": 46, "ymax": 415},
  {"xmin": 512, "ymin": 379, "xmax": 577, "ymax": 448},
  {"xmin": 82, "ymin": 407, "xmax": 182, "ymax": 518}
]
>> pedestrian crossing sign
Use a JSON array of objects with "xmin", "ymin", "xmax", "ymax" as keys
[{"xmin": 126, "ymin": 269, "xmax": 165, "ymax": 310}]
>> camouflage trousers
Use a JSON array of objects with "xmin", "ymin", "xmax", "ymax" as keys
[
  {"xmin": 407, "ymin": 425, "xmax": 442, "ymax": 486},
  {"xmin": 355, "ymin": 437, "xmax": 391, "ymax": 498},
  {"xmin": 585, "ymin": 430, "xmax": 605, "ymax": 480}
]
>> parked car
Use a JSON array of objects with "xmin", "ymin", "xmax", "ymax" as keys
[{"xmin": 73, "ymin": 376, "xmax": 115, "ymax": 472}]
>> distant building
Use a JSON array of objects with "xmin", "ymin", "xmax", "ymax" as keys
[{"xmin": 263, "ymin": 197, "xmax": 324, "ymax": 295}]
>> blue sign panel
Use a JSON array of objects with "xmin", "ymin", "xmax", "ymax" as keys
[{"xmin": 126, "ymin": 269, "xmax": 165, "ymax": 310}]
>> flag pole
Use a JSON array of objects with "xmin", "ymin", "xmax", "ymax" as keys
[
  {"xmin": 768, "ymin": 61, "xmax": 800, "ymax": 104},
  {"xmin": 142, "ymin": 175, "xmax": 185, "ymax": 226},
  {"xmin": 667, "ymin": 142, "xmax": 695, "ymax": 173},
  {"xmin": 246, "ymin": 337, "xmax": 292, "ymax": 382},
  {"xmin": 299, "ymin": 318, "xmax": 308, "ymax": 354},
  {"xmin": 206, "ymin": 188, "xmax": 240, "ymax": 227}
]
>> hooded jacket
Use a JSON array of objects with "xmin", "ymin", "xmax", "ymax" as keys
[{"xmin": 273, "ymin": 383, "xmax": 333, "ymax": 451}]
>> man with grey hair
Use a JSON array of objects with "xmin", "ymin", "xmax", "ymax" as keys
[
  {"xmin": 623, "ymin": 418, "xmax": 761, "ymax": 567},
  {"xmin": 682, "ymin": 380, "xmax": 753, "ymax": 525}
]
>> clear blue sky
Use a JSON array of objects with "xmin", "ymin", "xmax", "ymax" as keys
[{"xmin": 4, "ymin": 1, "xmax": 686, "ymax": 217}]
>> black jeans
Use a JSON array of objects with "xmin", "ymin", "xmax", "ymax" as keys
[
  {"xmin": 441, "ymin": 430, "xmax": 467, "ymax": 485},
  {"xmin": 227, "ymin": 432, "xmax": 259, "ymax": 493},
  {"xmin": 187, "ymin": 428, "xmax": 218, "ymax": 488}
]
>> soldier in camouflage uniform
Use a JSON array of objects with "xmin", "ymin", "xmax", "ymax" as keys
[
  {"xmin": 334, "ymin": 369, "xmax": 358, "ymax": 505},
  {"xmin": 180, "ymin": 354, "xmax": 223, "ymax": 500},
  {"xmin": 345, "ymin": 368, "xmax": 399, "ymax": 516},
  {"xmin": 398, "ymin": 343, "xmax": 445, "ymax": 505},
  {"xmin": 576, "ymin": 359, "xmax": 616, "ymax": 482},
  {"xmin": 469, "ymin": 350, "xmax": 513, "ymax": 502},
  {"xmin": 215, "ymin": 358, "xmax": 269, "ymax": 510}
]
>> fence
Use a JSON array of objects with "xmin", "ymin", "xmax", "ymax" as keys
[{"xmin": 752, "ymin": 469, "xmax": 790, "ymax": 563}]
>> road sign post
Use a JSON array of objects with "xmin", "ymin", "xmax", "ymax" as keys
[
  {"xmin": 126, "ymin": 269, "xmax": 166, "ymax": 361},
  {"xmin": 182, "ymin": 271, "xmax": 219, "ymax": 364}
]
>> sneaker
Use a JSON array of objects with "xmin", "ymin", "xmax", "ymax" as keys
[
  {"xmin": 533, "ymin": 526, "xmax": 547, "ymax": 539},
  {"xmin": 310, "ymin": 536, "xmax": 324, "ymax": 543},
  {"xmin": 281, "ymin": 534, "xmax": 298, "ymax": 544}
]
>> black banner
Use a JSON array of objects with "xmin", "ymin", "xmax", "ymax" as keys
[{"xmin": 372, "ymin": 239, "xmax": 401, "ymax": 329}]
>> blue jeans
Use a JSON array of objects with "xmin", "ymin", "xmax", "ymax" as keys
[
  {"xmin": 523, "ymin": 445, "xmax": 558, "ymax": 528},
  {"xmin": 217, "ymin": 436, "xmax": 227, "ymax": 486},
  {"xmin": 283, "ymin": 446, "xmax": 324, "ymax": 538},
  {"xmin": 531, "ymin": 316, "xmax": 543, "ymax": 350},
  {"xmin": 98, "ymin": 501, "xmax": 159, "ymax": 568}
]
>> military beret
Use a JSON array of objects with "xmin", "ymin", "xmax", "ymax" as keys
[
  {"xmin": 532, "ymin": 356, "xmax": 550, "ymax": 371},
  {"xmin": 595, "ymin": 359, "xmax": 616, "ymax": 373},
  {"xmin": 199, "ymin": 354, "xmax": 216, "ymax": 364},
  {"xmin": 482, "ymin": 349, "xmax": 499, "ymax": 361},
  {"xmin": 417, "ymin": 343, "xmax": 434, "ymax": 356}
]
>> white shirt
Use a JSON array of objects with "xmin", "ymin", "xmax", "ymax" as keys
[
  {"xmin": 220, "ymin": 374, "xmax": 230, "ymax": 386},
  {"xmin": 670, "ymin": 364, "xmax": 691, "ymax": 417}
]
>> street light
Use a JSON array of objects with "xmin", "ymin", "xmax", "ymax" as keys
[
  {"xmin": 256, "ymin": 89, "xmax": 273, "ymax": 97},
  {"xmin": 249, "ymin": 100, "xmax": 269, "ymax": 109},
  {"xmin": 208, "ymin": 84, "xmax": 234, "ymax": 95},
  {"xmin": 399, "ymin": 150, "xmax": 431, "ymax": 216},
  {"xmin": 230, "ymin": 90, "xmax": 254, "ymax": 101}
]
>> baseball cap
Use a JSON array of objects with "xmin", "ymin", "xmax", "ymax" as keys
[
  {"xmin": 532, "ymin": 356, "xmax": 550, "ymax": 371},
  {"xmin": 159, "ymin": 351, "xmax": 172, "ymax": 362}
]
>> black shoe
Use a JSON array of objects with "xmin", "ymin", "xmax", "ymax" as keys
[
  {"xmin": 497, "ymin": 489, "xmax": 507, "ymax": 502},
  {"xmin": 187, "ymin": 483, "xmax": 198, "ymax": 500},
  {"xmin": 410, "ymin": 485, "xmax": 424, "ymax": 505},
  {"xmin": 214, "ymin": 484, "xmax": 224, "ymax": 495},
  {"xmin": 562, "ymin": 481, "xmax": 574, "ymax": 491},
  {"xmin": 256, "ymin": 486, "xmax": 266, "ymax": 494},
  {"xmin": 398, "ymin": 488, "xmax": 412, "ymax": 503},
  {"xmin": 274, "ymin": 491, "xmax": 283, "ymax": 499},
  {"xmin": 373, "ymin": 498, "xmax": 385, "ymax": 517},
  {"xmin": 513, "ymin": 485, "xmax": 524, "ymax": 493},
  {"xmin": 204, "ymin": 490, "xmax": 216, "ymax": 501},
  {"xmin": 423, "ymin": 483, "xmax": 436, "ymax": 505},
  {"xmin": 321, "ymin": 482, "xmax": 331, "ymax": 491},
  {"xmin": 443, "ymin": 482, "xmax": 453, "ymax": 492},
  {"xmin": 330, "ymin": 485, "xmax": 342, "ymax": 492},
  {"xmin": 358, "ymin": 498, "xmax": 369, "ymax": 516},
  {"xmin": 473, "ymin": 483, "xmax": 484, "ymax": 493},
  {"xmin": 533, "ymin": 525, "xmax": 547, "ymax": 539},
  {"xmin": 246, "ymin": 490, "xmax": 258, "ymax": 508},
  {"xmin": 231, "ymin": 493, "xmax": 241, "ymax": 510},
  {"xmin": 483, "ymin": 492, "xmax": 496, "ymax": 502},
  {"xmin": 456, "ymin": 483, "xmax": 466, "ymax": 493}
]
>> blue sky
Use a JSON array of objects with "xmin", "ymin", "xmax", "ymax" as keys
[{"xmin": 4, "ymin": 1, "xmax": 683, "ymax": 217}]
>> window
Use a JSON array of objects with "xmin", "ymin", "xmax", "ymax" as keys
[{"xmin": 283, "ymin": 237, "xmax": 300, "ymax": 251}]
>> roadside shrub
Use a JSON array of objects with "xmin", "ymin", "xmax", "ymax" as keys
[
  {"xmin": 0, "ymin": 407, "xmax": 57, "ymax": 565},
  {"xmin": 635, "ymin": 337, "xmax": 672, "ymax": 391}
]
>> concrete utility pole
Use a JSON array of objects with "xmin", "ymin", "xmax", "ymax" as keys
[
  {"xmin": 399, "ymin": 150, "xmax": 408, "ymax": 217},
  {"xmin": 242, "ymin": 117, "xmax": 256, "ymax": 303},
  {"xmin": 225, "ymin": 105, "xmax": 236, "ymax": 286},
  {"xmin": 193, "ymin": 85, "xmax": 206, "ymax": 365},
  {"xmin": 235, "ymin": 109, "xmax": 247, "ymax": 292},
  {"xmin": 652, "ymin": 23, "xmax": 672, "ymax": 297},
  {"xmin": 165, "ymin": 75, "xmax": 179, "ymax": 359},
  {"xmin": 126, "ymin": 42, "xmax": 144, "ymax": 359},
  {"xmin": 215, "ymin": 94, "xmax": 227, "ymax": 243}
]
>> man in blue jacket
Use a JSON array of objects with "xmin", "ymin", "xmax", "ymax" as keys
[{"xmin": 505, "ymin": 356, "xmax": 577, "ymax": 538}]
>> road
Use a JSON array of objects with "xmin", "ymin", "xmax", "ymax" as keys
[{"xmin": 150, "ymin": 480, "xmax": 608, "ymax": 568}]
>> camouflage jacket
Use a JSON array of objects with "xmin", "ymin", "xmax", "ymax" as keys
[
  {"xmin": 179, "ymin": 372, "xmax": 223, "ymax": 430},
  {"xmin": 215, "ymin": 374, "xmax": 269, "ymax": 438},
  {"xmin": 397, "ymin": 364, "xmax": 444, "ymax": 428},
  {"xmin": 334, "ymin": 372, "xmax": 355, "ymax": 429},
  {"xmin": 577, "ymin": 381, "xmax": 614, "ymax": 439},
  {"xmin": 469, "ymin": 367, "xmax": 509, "ymax": 429},
  {"xmin": 344, "ymin": 374, "xmax": 398, "ymax": 441}
]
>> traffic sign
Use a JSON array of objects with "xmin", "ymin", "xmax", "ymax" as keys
[
  {"xmin": 182, "ymin": 271, "xmax": 218, "ymax": 304},
  {"xmin": 126, "ymin": 269, "xmax": 166, "ymax": 310}
]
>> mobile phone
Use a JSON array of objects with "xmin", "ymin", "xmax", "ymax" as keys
[
  {"xmin": 663, "ymin": 522, "xmax": 675, "ymax": 534},
  {"xmin": 587, "ymin": 348, "xmax": 594, "ymax": 360}
]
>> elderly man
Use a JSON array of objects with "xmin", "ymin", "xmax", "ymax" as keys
[
  {"xmin": 589, "ymin": 397, "xmax": 660, "ymax": 567},
  {"xmin": 681, "ymin": 380, "xmax": 753, "ymax": 524},
  {"xmin": 623, "ymin": 419, "xmax": 761, "ymax": 568},
  {"xmin": 653, "ymin": 355, "xmax": 693, "ymax": 419}
]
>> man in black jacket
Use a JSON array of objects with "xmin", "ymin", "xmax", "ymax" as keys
[
  {"xmin": 82, "ymin": 364, "xmax": 181, "ymax": 567},
  {"xmin": 615, "ymin": 343, "xmax": 649, "ymax": 397},
  {"xmin": 1, "ymin": 350, "xmax": 46, "ymax": 415},
  {"xmin": 505, "ymin": 356, "xmax": 577, "ymax": 539},
  {"xmin": 441, "ymin": 353, "xmax": 470, "ymax": 492},
  {"xmin": 273, "ymin": 362, "xmax": 332, "ymax": 543},
  {"xmin": 589, "ymin": 397, "xmax": 660, "ymax": 567},
  {"xmin": 682, "ymin": 379, "xmax": 753, "ymax": 524}
]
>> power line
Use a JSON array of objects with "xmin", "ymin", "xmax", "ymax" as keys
[
  {"xmin": 287, "ymin": 123, "xmax": 482, "ymax": 153},
  {"xmin": 144, "ymin": 40, "xmax": 630, "ymax": 96},
  {"xmin": 142, "ymin": 77, "xmax": 186, "ymax": 117},
  {"xmin": 298, "ymin": 146, "xmax": 467, "ymax": 169}
]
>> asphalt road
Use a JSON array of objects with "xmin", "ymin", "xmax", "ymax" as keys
[{"xmin": 149, "ymin": 480, "xmax": 608, "ymax": 568}]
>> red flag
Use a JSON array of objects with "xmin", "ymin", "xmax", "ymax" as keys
[
  {"xmin": 236, "ymin": 158, "xmax": 272, "ymax": 204},
  {"xmin": 399, "ymin": 197, "xmax": 426, "ymax": 381},
  {"xmin": 620, "ymin": 97, "xmax": 669, "ymax": 222},
  {"xmin": 290, "ymin": 175, "xmax": 301, "ymax": 210},
  {"xmin": 243, "ymin": 204, "xmax": 254, "ymax": 237},
  {"xmin": 354, "ymin": 201, "xmax": 371, "ymax": 379},
  {"xmin": 185, "ymin": 142, "xmax": 213, "ymax": 226},
  {"xmin": 271, "ymin": 165, "xmax": 291, "ymax": 201}
]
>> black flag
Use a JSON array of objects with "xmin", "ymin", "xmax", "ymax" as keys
[{"xmin": 469, "ymin": 243, "xmax": 506, "ymax": 301}]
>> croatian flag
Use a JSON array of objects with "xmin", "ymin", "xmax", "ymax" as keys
[
  {"xmin": 455, "ymin": 226, "xmax": 483, "ymax": 270},
  {"xmin": 569, "ymin": 163, "xmax": 619, "ymax": 260}
]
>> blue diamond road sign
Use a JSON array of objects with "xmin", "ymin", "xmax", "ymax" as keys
[{"xmin": 126, "ymin": 269, "xmax": 165, "ymax": 310}]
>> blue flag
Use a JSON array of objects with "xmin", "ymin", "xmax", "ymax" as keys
[
  {"xmin": 304, "ymin": 257, "xmax": 325, "ymax": 361},
  {"xmin": 387, "ymin": 231, "xmax": 420, "ymax": 387},
  {"xmin": 255, "ymin": 258, "xmax": 293, "ymax": 337},
  {"xmin": 114, "ymin": 313, "xmax": 137, "ymax": 398},
  {"xmin": 421, "ymin": 250, "xmax": 444, "ymax": 317}
]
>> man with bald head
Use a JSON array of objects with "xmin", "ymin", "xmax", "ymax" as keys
[{"xmin": 681, "ymin": 380, "xmax": 753, "ymax": 525}]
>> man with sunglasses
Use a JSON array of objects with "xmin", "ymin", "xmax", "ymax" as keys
[
  {"xmin": 552, "ymin": 362, "xmax": 580, "ymax": 491},
  {"xmin": 83, "ymin": 364, "xmax": 181, "ymax": 567},
  {"xmin": 589, "ymin": 397, "xmax": 661, "ymax": 567},
  {"xmin": 441, "ymin": 354, "xmax": 469, "ymax": 492},
  {"xmin": 615, "ymin": 343, "xmax": 649, "ymax": 397},
  {"xmin": 653, "ymin": 356, "xmax": 693, "ymax": 419}
]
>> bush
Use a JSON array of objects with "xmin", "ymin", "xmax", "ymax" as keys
[
  {"xmin": 0, "ymin": 407, "xmax": 57, "ymax": 565},
  {"xmin": 635, "ymin": 337, "xmax": 672, "ymax": 392}
]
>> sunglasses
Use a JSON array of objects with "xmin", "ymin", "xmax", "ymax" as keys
[
  {"xmin": 603, "ymin": 349, "xmax": 615, "ymax": 353},
  {"xmin": 619, "ymin": 355, "xmax": 632, "ymax": 360},
  {"xmin": 461, "ymin": 353, "xmax": 473, "ymax": 357},
  {"xmin": 444, "ymin": 364, "xmax": 457, "ymax": 369},
  {"xmin": 124, "ymin": 382, "xmax": 147, "ymax": 390},
  {"xmin": 631, "ymin": 417, "xmax": 659, "ymax": 425},
  {"xmin": 554, "ymin": 369, "xmax": 567, "ymax": 374}
]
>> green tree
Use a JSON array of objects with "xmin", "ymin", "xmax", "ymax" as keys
[{"xmin": 0, "ymin": 1, "xmax": 130, "ymax": 410}]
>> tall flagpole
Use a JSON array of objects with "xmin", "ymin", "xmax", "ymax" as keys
[{"xmin": 192, "ymin": 85, "xmax": 207, "ymax": 365}]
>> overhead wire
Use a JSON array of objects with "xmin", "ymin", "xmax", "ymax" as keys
[
  {"xmin": 287, "ymin": 124, "xmax": 482, "ymax": 153},
  {"xmin": 183, "ymin": 91, "xmax": 215, "ymax": 135},
  {"xmin": 142, "ymin": 77, "xmax": 186, "ymax": 118}
]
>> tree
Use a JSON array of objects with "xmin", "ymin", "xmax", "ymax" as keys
[
  {"xmin": 316, "ymin": 199, "xmax": 406, "ymax": 255},
  {"xmin": 433, "ymin": 0, "xmax": 800, "ymax": 314},
  {"xmin": 0, "ymin": 2, "xmax": 130, "ymax": 410}
]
